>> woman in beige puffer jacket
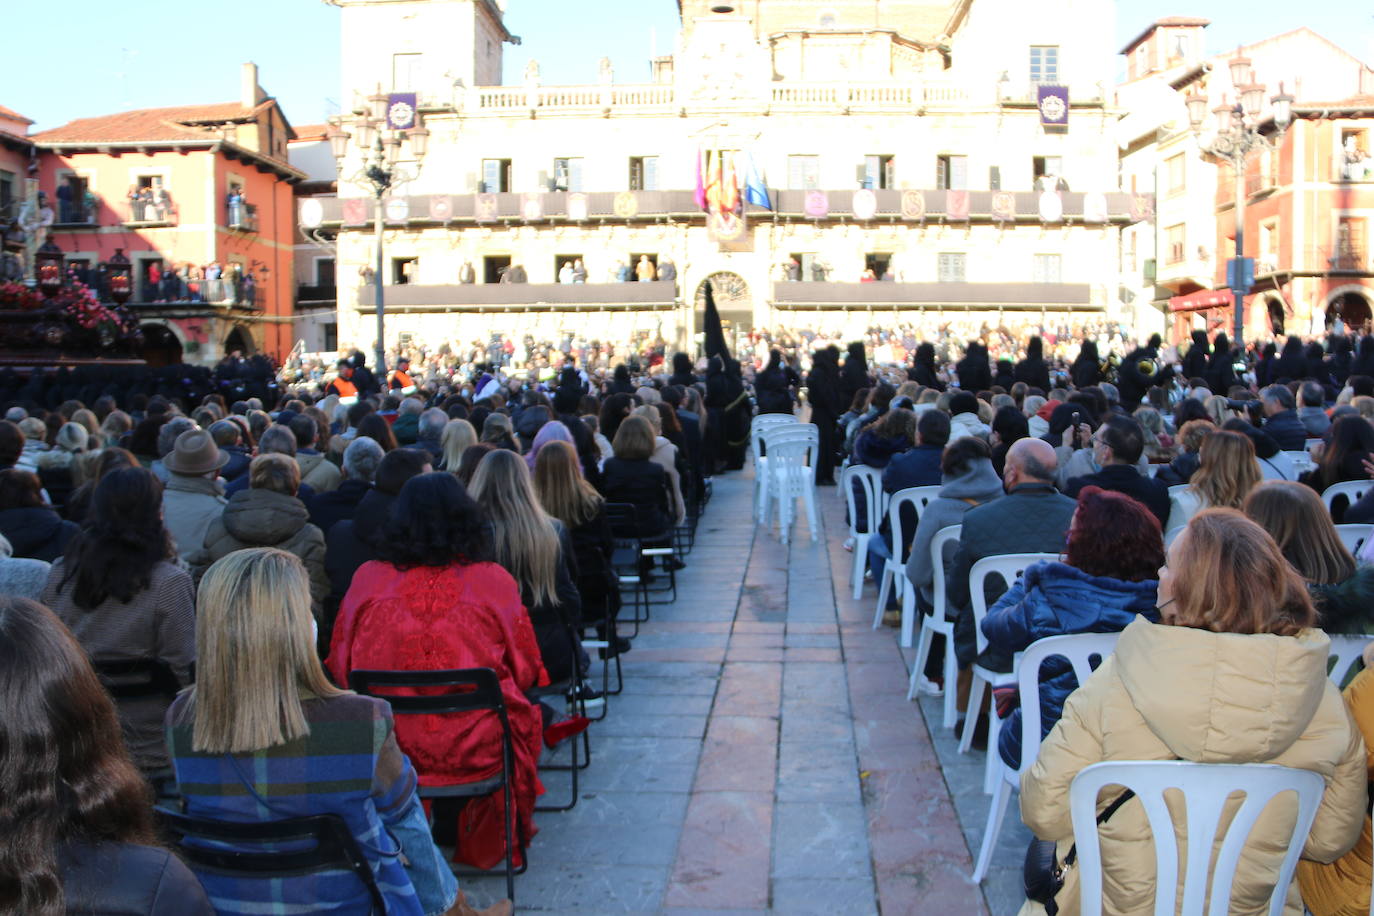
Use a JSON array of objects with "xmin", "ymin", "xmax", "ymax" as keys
[{"xmin": 1021, "ymin": 508, "xmax": 1367, "ymax": 916}]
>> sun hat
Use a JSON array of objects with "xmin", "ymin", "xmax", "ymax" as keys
[{"xmin": 163, "ymin": 428, "xmax": 229, "ymax": 476}]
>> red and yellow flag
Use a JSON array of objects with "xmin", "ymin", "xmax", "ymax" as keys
[{"xmin": 721, "ymin": 151, "xmax": 740, "ymax": 213}]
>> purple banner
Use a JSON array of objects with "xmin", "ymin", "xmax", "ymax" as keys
[
  {"xmin": 386, "ymin": 93, "xmax": 418, "ymax": 130},
  {"xmin": 1037, "ymin": 85, "xmax": 1069, "ymax": 127}
]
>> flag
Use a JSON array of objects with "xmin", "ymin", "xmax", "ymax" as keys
[
  {"xmin": 694, "ymin": 147, "xmax": 707, "ymax": 211},
  {"xmin": 744, "ymin": 152, "xmax": 771, "ymax": 210},
  {"xmin": 721, "ymin": 151, "xmax": 740, "ymax": 213},
  {"xmin": 702, "ymin": 280, "xmax": 731, "ymax": 362},
  {"xmin": 705, "ymin": 150, "xmax": 722, "ymax": 214}
]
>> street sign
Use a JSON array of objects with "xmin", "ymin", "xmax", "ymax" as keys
[{"xmin": 1226, "ymin": 257, "xmax": 1254, "ymax": 292}]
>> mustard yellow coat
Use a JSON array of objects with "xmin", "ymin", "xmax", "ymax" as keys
[
  {"xmin": 1021, "ymin": 617, "xmax": 1367, "ymax": 916},
  {"xmin": 1298, "ymin": 667, "xmax": 1374, "ymax": 916}
]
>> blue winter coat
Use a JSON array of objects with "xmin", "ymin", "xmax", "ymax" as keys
[{"xmin": 980, "ymin": 561, "xmax": 1159, "ymax": 769}]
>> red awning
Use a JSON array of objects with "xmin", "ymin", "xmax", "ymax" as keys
[{"xmin": 1168, "ymin": 288, "xmax": 1233, "ymax": 313}]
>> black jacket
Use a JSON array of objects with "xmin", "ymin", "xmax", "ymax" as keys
[
  {"xmin": 567, "ymin": 503, "xmax": 620, "ymax": 625},
  {"xmin": 956, "ymin": 347, "xmax": 992, "ymax": 393},
  {"xmin": 1180, "ymin": 331, "xmax": 1210, "ymax": 380},
  {"xmin": 1064, "ymin": 463, "xmax": 1172, "ymax": 528},
  {"xmin": 1070, "ymin": 356, "xmax": 1101, "ymax": 390},
  {"xmin": 0, "ymin": 505, "xmax": 78, "ymax": 562},
  {"xmin": 1153, "ymin": 451, "xmax": 1201, "ymax": 486},
  {"xmin": 308, "ymin": 478, "xmax": 371, "ymax": 536},
  {"xmin": 600, "ymin": 457, "xmax": 672, "ymax": 537},
  {"xmin": 1117, "ymin": 347, "xmax": 1159, "ymax": 408},
  {"xmin": 754, "ymin": 366, "xmax": 794, "ymax": 415},
  {"xmin": 1013, "ymin": 357, "xmax": 1050, "ymax": 391},
  {"xmin": 322, "ymin": 488, "xmax": 394, "ymax": 649},
  {"xmin": 1262, "ymin": 409, "xmax": 1308, "ymax": 450},
  {"xmin": 59, "ymin": 840, "xmax": 214, "ymax": 915}
]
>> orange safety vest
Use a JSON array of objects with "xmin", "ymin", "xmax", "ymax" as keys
[
  {"xmin": 330, "ymin": 377, "xmax": 357, "ymax": 398},
  {"xmin": 391, "ymin": 370, "xmax": 414, "ymax": 390}
]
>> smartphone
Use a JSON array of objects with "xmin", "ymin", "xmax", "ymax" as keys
[{"xmin": 1071, "ymin": 410, "xmax": 1083, "ymax": 449}]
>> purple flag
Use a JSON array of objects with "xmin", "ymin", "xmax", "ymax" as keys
[{"xmin": 1037, "ymin": 85, "xmax": 1069, "ymax": 127}]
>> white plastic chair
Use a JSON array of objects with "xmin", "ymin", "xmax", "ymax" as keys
[
  {"xmin": 1167, "ymin": 483, "xmax": 1190, "ymax": 500},
  {"xmin": 908, "ymin": 525, "xmax": 961, "ymax": 729},
  {"xmin": 764, "ymin": 426, "xmax": 819, "ymax": 545},
  {"xmin": 970, "ymin": 632, "xmax": 1119, "ymax": 883},
  {"xmin": 1070, "ymin": 760, "xmax": 1324, "ymax": 916},
  {"xmin": 1335, "ymin": 523, "xmax": 1373, "ymax": 558},
  {"xmin": 1322, "ymin": 481, "xmax": 1371, "ymax": 515},
  {"xmin": 751, "ymin": 414, "xmax": 799, "ymax": 522},
  {"xmin": 1281, "ymin": 449, "xmax": 1315, "ymax": 475},
  {"xmin": 960, "ymin": 553, "xmax": 1060, "ymax": 796},
  {"xmin": 841, "ymin": 464, "xmax": 884, "ymax": 599},
  {"xmin": 1163, "ymin": 526, "xmax": 1184, "ymax": 549},
  {"xmin": 1327, "ymin": 633, "xmax": 1374, "ymax": 687},
  {"xmin": 872, "ymin": 485, "xmax": 942, "ymax": 639}
]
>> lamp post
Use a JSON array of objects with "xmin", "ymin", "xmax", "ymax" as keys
[
  {"xmin": 328, "ymin": 93, "xmax": 429, "ymax": 377},
  {"xmin": 1184, "ymin": 52, "xmax": 1293, "ymax": 348}
]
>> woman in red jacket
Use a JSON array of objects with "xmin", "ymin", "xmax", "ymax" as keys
[{"xmin": 328, "ymin": 472, "xmax": 547, "ymax": 869}]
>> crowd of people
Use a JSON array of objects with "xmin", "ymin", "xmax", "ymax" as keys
[{"xmin": 8, "ymin": 321, "xmax": 1374, "ymax": 913}]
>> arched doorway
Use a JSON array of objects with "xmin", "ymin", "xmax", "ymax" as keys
[
  {"xmin": 140, "ymin": 323, "xmax": 182, "ymax": 367},
  {"xmin": 224, "ymin": 325, "xmax": 255, "ymax": 357},
  {"xmin": 1327, "ymin": 289, "xmax": 1373, "ymax": 334},
  {"xmin": 694, "ymin": 272, "xmax": 752, "ymax": 354}
]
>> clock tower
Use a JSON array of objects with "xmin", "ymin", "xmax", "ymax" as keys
[{"xmin": 331, "ymin": 0, "xmax": 518, "ymax": 109}]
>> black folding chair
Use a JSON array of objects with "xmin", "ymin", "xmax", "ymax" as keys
[
  {"xmin": 93, "ymin": 658, "xmax": 185, "ymax": 801},
  {"xmin": 527, "ymin": 672, "xmax": 591, "ymax": 812},
  {"xmin": 155, "ymin": 808, "xmax": 387, "ymax": 915},
  {"xmin": 349, "ymin": 667, "xmax": 519, "ymax": 901}
]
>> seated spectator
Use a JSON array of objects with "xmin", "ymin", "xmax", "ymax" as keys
[
  {"xmin": 168, "ymin": 548, "xmax": 503, "ymax": 916},
  {"xmin": 208, "ymin": 419, "xmax": 251, "ymax": 483},
  {"xmin": 0, "ymin": 596, "xmax": 212, "ymax": 915},
  {"xmin": 62, "ymin": 446, "xmax": 136, "ymax": 526},
  {"xmin": 884, "ymin": 408, "xmax": 950, "ymax": 493},
  {"xmin": 323, "ymin": 447, "xmax": 430, "ymax": 650},
  {"xmin": 413, "ymin": 408, "xmax": 448, "ymax": 465},
  {"xmin": 0, "ymin": 531, "xmax": 49, "ymax": 600},
  {"xmin": 481, "ymin": 413, "xmax": 520, "ymax": 452},
  {"xmin": 1299, "ymin": 380, "xmax": 1332, "ymax": 437},
  {"xmin": 357, "ymin": 412, "xmax": 399, "ymax": 452},
  {"xmin": 981, "ymin": 486, "xmax": 1162, "ymax": 769},
  {"xmin": 289, "ymin": 414, "xmax": 342, "ymax": 493},
  {"xmin": 0, "ymin": 468, "xmax": 78, "ymax": 562},
  {"xmin": 1223, "ymin": 418, "xmax": 1299, "ymax": 481},
  {"xmin": 1166, "ymin": 429, "xmax": 1260, "ymax": 534},
  {"xmin": 1064, "ymin": 415, "xmax": 1171, "ymax": 528},
  {"xmin": 989, "ymin": 405, "xmax": 1030, "ymax": 477},
  {"xmin": 161, "ymin": 428, "xmax": 229, "ymax": 561},
  {"xmin": 1244, "ymin": 480, "xmax": 1374, "ymax": 634},
  {"xmin": 1133, "ymin": 405, "xmax": 1174, "ymax": 462},
  {"xmin": 853, "ymin": 406, "xmax": 916, "ymax": 471},
  {"xmin": 390, "ymin": 396, "xmax": 424, "ymax": 444},
  {"xmin": 41, "ymin": 467, "xmax": 193, "ymax": 775},
  {"xmin": 227, "ymin": 425, "xmax": 319, "ymax": 503},
  {"xmin": 1261, "ymin": 383, "xmax": 1308, "ymax": 450},
  {"xmin": 1298, "ymin": 660, "xmax": 1374, "ymax": 916},
  {"xmin": 439, "ymin": 419, "xmax": 478, "ymax": 472},
  {"xmin": 947, "ymin": 391, "xmax": 990, "ymax": 441},
  {"xmin": 535, "ymin": 439, "xmax": 626, "ymax": 655},
  {"xmin": 1154, "ymin": 417, "xmax": 1214, "ymax": 486},
  {"xmin": 456, "ymin": 442, "xmax": 496, "ymax": 486},
  {"xmin": 149, "ymin": 417, "xmax": 195, "ymax": 482},
  {"xmin": 903, "ymin": 436, "xmax": 1005, "ymax": 695},
  {"xmin": 36, "ymin": 422, "xmax": 90, "ymax": 514},
  {"xmin": 191, "ymin": 454, "xmax": 328, "ymax": 619},
  {"xmin": 16, "ymin": 416, "xmax": 49, "ymax": 471},
  {"xmin": 310, "ymin": 435, "xmax": 384, "ymax": 535},
  {"xmin": 1021, "ymin": 508, "xmax": 1366, "ymax": 916},
  {"xmin": 328, "ymin": 473, "xmax": 547, "ymax": 872},
  {"xmin": 470, "ymin": 448, "xmax": 585, "ymax": 685},
  {"xmin": 1304, "ymin": 416, "xmax": 1374, "ymax": 520},
  {"xmin": 600, "ymin": 415, "xmax": 673, "ymax": 540}
]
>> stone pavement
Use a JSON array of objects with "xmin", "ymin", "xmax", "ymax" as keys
[{"xmin": 460, "ymin": 468, "xmax": 1030, "ymax": 914}]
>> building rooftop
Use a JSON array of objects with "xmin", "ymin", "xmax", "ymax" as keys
[
  {"xmin": 0, "ymin": 105, "xmax": 33, "ymax": 125},
  {"xmin": 290, "ymin": 123, "xmax": 331, "ymax": 143},
  {"xmin": 1120, "ymin": 16, "xmax": 1210, "ymax": 56},
  {"xmin": 32, "ymin": 99, "xmax": 276, "ymax": 145}
]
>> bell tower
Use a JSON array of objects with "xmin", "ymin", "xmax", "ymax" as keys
[{"xmin": 333, "ymin": 0, "xmax": 517, "ymax": 110}]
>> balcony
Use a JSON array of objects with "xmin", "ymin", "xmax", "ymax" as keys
[
  {"xmin": 354, "ymin": 280, "xmax": 678, "ymax": 313},
  {"xmin": 1337, "ymin": 155, "xmax": 1374, "ymax": 183},
  {"xmin": 1330, "ymin": 246, "xmax": 1369, "ymax": 272},
  {"xmin": 771, "ymin": 281, "xmax": 1097, "ymax": 311},
  {"xmin": 228, "ymin": 202, "xmax": 258, "ymax": 232},
  {"xmin": 132, "ymin": 276, "xmax": 259, "ymax": 309},
  {"xmin": 296, "ymin": 283, "xmax": 337, "ymax": 304},
  {"xmin": 53, "ymin": 199, "xmax": 99, "ymax": 228},
  {"xmin": 123, "ymin": 200, "xmax": 177, "ymax": 228},
  {"xmin": 319, "ymin": 188, "xmax": 1146, "ymax": 227}
]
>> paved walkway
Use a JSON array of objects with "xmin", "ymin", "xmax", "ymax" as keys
[{"xmin": 460, "ymin": 469, "xmax": 1029, "ymax": 914}]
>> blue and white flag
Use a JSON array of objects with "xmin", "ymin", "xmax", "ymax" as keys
[{"xmin": 744, "ymin": 153, "xmax": 771, "ymax": 210}]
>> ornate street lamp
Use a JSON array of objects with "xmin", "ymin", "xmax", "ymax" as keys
[
  {"xmin": 329, "ymin": 93, "xmax": 429, "ymax": 376},
  {"xmin": 106, "ymin": 249, "xmax": 133, "ymax": 305},
  {"xmin": 35, "ymin": 240, "xmax": 64, "ymax": 299},
  {"xmin": 1185, "ymin": 59, "xmax": 1293, "ymax": 348}
]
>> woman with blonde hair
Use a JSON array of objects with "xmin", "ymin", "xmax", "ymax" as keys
[
  {"xmin": 535, "ymin": 440, "xmax": 626, "ymax": 655},
  {"xmin": 468, "ymin": 448, "xmax": 584, "ymax": 683},
  {"xmin": 438, "ymin": 418, "xmax": 477, "ymax": 472},
  {"xmin": 632, "ymin": 404, "xmax": 686, "ymax": 526},
  {"xmin": 69, "ymin": 408, "xmax": 100, "ymax": 443},
  {"xmin": 36, "ymin": 421, "xmax": 90, "ymax": 514},
  {"xmin": 1244, "ymin": 480, "xmax": 1374, "ymax": 634},
  {"xmin": 172, "ymin": 547, "xmax": 504, "ymax": 916},
  {"xmin": 1021, "ymin": 508, "xmax": 1366, "ymax": 915},
  {"xmin": 1165, "ymin": 428, "xmax": 1260, "ymax": 533},
  {"xmin": 1203, "ymin": 393, "xmax": 1237, "ymax": 427},
  {"xmin": 100, "ymin": 409, "xmax": 132, "ymax": 448}
]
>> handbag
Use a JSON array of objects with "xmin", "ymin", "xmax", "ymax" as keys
[{"xmin": 1023, "ymin": 789, "xmax": 1136, "ymax": 916}]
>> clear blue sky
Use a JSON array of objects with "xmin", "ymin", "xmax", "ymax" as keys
[{"xmin": 7, "ymin": 1, "xmax": 1371, "ymax": 132}]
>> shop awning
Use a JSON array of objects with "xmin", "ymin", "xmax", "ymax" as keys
[{"xmin": 1168, "ymin": 288, "xmax": 1233, "ymax": 313}]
